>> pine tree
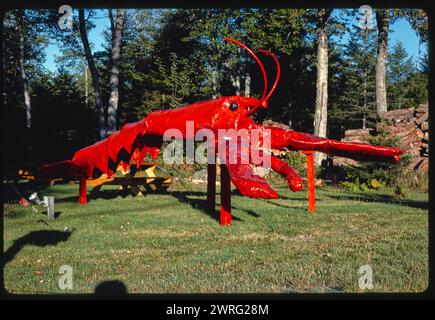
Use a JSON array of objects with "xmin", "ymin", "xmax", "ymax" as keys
[
  {"xmin": 387, "ymin": 40, "xmax": 415, "ymax": 109},
  {"xmin": 329, "ymin": 24, "xmax": 378, "ymax": 135}
]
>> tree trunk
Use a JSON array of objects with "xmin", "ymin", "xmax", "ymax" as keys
[
  {"xmin": 17, "ymin": 10, "xmax": 31, "ymax": 129},
  {"xmin": 231, "ymin": 75, "xmax": 241, "ymax": 95},
  {"xmin": 107, "ymin": 9, "xmax": 125, "ymax": 135},
  {"xmin": 211, "ymin": 62, "xmax": 218, "ymax": 99},
  {"xmin": 84, "ymin": 65, "xmax": 88, "ymax": 108},
  {"xmin": 363, "ymin": 73, "xmax": 367, "ymax": 129},
  {"xmin": 313, "ymin": 9, "xmax": 331, "ymax": 166},
  {"xmin": 233, "ymin": 47, "xmax": 241, "ymax": 96},
  {"xmin": 79, "ymin": 9, "xmax": 106, "ymax": 140},
  {"xmin": 375, "ymin": 9, "xmax": 390, "ymax": 116},
  {"xmin": 244, "ymin": 73, "xmax": 251, "ymax": 97}
]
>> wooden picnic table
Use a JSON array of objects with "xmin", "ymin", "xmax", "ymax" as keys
[{"xmin": 79, "ymin": 162, "xmax": 172, "ymax": 204}]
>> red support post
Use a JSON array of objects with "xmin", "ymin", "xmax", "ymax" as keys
[
  {"xmin": 79, "ymin": 177, "xmax": 87, "ymax": 205},
  {"xmin": 303, "ymin": 151, "xmax": 316, "ymax": 213},
  {"xmin": 207, "ymin": 160, "xmax": 216, "ymax": 215},
  {"xmin": 220, "ymin": 164, "xmax": 232, "ymax": 225}
]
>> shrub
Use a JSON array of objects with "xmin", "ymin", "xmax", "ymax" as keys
[
  {"xmin": 339, "ymin": 130, "xmax": 413, "ymax": 193},
  {"xmin": 283, "ymin": 151, "xmax": 307, "ymax": 177}
]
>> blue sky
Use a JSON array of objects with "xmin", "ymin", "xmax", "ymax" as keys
[
  {"xmin": 43, "ymin": 9, "xmax": 427, "ymax": 72},
  {"xmin": 44, "ymin": 10, "xmax": 110, "ymax": 71}
]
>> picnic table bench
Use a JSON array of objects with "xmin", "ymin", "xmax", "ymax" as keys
[{"xmin": 79, "ymin": 162, "xmax": 172, "ymax": 204}]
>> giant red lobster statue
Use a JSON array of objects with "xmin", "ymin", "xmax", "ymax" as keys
[{"xmin": 40, "ymin": 38, "xmax": 403, "ymax": 209}]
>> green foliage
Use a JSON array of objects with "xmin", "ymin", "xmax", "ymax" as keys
[
  {"xmin": 340, "ymin": 178, "xmax": 384, "ymax": 192},
  {"xmin": 370, "ymin": 178, "xmax": 383, "ymax": 190},
  {"xmin": 283, "ymin": 152, "xmax": 307, "ymax": 177},
  {"xmin": 141, "ymin": 52, "xmax": 195, "ymax": 111},
  {"xmin": 340, "ymin": 130, "xmax": 415, "ymax": 194},
  {"xmin": 328, "ymin": 23, "xmax": 377, "ymax": 139},
  {"xmin": 386, "ymin": 40, "xmax": 426, "ymax": 110}
]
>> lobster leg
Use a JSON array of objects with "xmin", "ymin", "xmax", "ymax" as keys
[{"xmin": 270, "ymin": 155, "xmax": 303, "ymax": 192}]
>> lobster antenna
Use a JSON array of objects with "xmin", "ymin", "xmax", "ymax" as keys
[
  {"xmin": 257, "ymin": 49, "xmax": 281, "ymax": 102},
  {"xmin": 223, "ymin": 38, "xmax": 268, "ymax": 101}
]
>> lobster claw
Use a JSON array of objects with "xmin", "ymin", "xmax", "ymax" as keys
[
  {"xmin": 226, "ymin": 162, "xmax": 278, "ymax": 199},
  {"xmin": 218, "ymin": 139, "xmax": 278, "ymax": 199}
]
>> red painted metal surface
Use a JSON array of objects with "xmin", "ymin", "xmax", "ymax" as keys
[
  {"xmin": 303, "ymin": 151, "xmax": 316, "ymax": 213},
  {"xmin": 39, "ymin": 38, "xmax": 403, "ymax": 215},
  {"xmin": 79, "ymin": 178, "xmax": 87, "ymax": 205},
  {"xmin": 220, "ymin": 164, "xmax": 232, "ymax": 225}
]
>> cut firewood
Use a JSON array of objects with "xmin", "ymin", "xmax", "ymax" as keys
[
  {"xmin": 415, "ymin": 128, "xmax": 425, "ymax": 139},
  {"xmin": 415, "ymin": 158, "xmax": 429, "ymax": 171},
  {"xmin": 415, "ymin": 105, "xmax": 428, "ymax": 113},
  {"xmin": 382, "ymin": 107, "xmax": 415, "ymax": 123},
  {"xmin": 344, "ymin": 128, "xmax": 372, "ymax": 137},
  {"xmin": 421, "ymin": 121, "xmax": 429, "ymax": 132},
  {"xmin": 415, "ymin": 113, "xmax": 428, "ymax": 125}
]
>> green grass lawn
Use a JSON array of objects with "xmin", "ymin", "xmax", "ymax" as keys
[{"xmin": 3, "ymin": 180, "xmax": 429, "ymax": 294}]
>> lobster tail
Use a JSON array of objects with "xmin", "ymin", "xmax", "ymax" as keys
[{"xmin": 39, "ymin": 160, "xmax": 85, "ymax": 179}]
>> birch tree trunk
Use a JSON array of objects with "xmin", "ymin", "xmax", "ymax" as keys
[
  {"xmin": 233, "ymin": 47, "xmax": 241, "ymax": 96},
  {"xmin": 79, "ymin": 9, "xmax": 106, "ymax": 140},
  {"xmin": 17, "ymin": 10, "xmax": 32, "ymax": 129},
  {"xmin": 313, "ymin": 9, "xmax": 331, "ymax": 166},
  {"xmin": 211, "ymin": 62, "xmax": 218, "ymax": 99},
  {"xmin": 231, "ymin": 75, "xmax": 241, "ymax": 95},
  {"xmin": 244, "ymin": 73, "xmax": 251, "ymax": 97},
  {"xmin": 107, "ymin": 9, "xmax": 125, "ymax": 135},
  {"xmin": 84, "ymin": 65, "xmax": 88, "ymax": 108},
  {"xmin": 375, "ymin": 9, "xmax": 390, "ymax": 115}
]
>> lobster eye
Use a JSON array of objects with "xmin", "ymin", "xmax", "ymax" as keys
[{"xmin": 229, "ymin": 102, "xmax": 238, "ymax": 111}]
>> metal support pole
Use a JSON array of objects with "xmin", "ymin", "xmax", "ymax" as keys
[
  {"xmin": 220, "ymin": 164, "xmax": 232, "ymax": 225},
  {"xmin": 79, "ymin": 177, "xmax": 87, "ymax": 205},
  {"xmin": 44, "ymin": 196, "xmax": 55, "ymax": 219},
  {"xmin": 303, "ymin": 150, "xmax": 316, "ymax": 213}
]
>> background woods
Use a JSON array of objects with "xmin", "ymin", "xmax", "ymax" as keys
[{"xmin": 2, "ymin": 8, "xmax": 428, "ymax": 173}]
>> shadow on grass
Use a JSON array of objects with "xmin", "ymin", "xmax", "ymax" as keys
[
  {"xmin": 324, "ymin": 193, "xmax": 429, "ymax": 210},
  {"xmin": 94, "ymin": 280, "xmax": 128, "ymax": 296},
  {"xmin": 54, "ymin": 188, "xmax": 247, "ymax": 222},
  {"xmin": 264, "ymin": 200, "xmax": 313, "ymax": 213},
  {"xmin": 169, "ymin": 191, "xmax": 244, "ymax": 223},
  {"xmin": 46, "ymin": 182, "xmax": 319, "ymax": 222},
  {"xmin": 2, "ymin": 181, "xmax": 49, "ymax": 203},
  {"xmin": 233, "ymin": 190, "xmax": 315, "ymax": 213},
  {"xmin": 56, "ymin": 189, "xmax": 131, "ymax": 203},
  {"xmin": 3, "ymin": 230, "xmax": 73, "ymax": 266}
]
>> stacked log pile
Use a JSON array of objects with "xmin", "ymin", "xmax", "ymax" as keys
[{"xmin": 334, "ymin": 104, "xmax": 429, "ymax": 172}]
